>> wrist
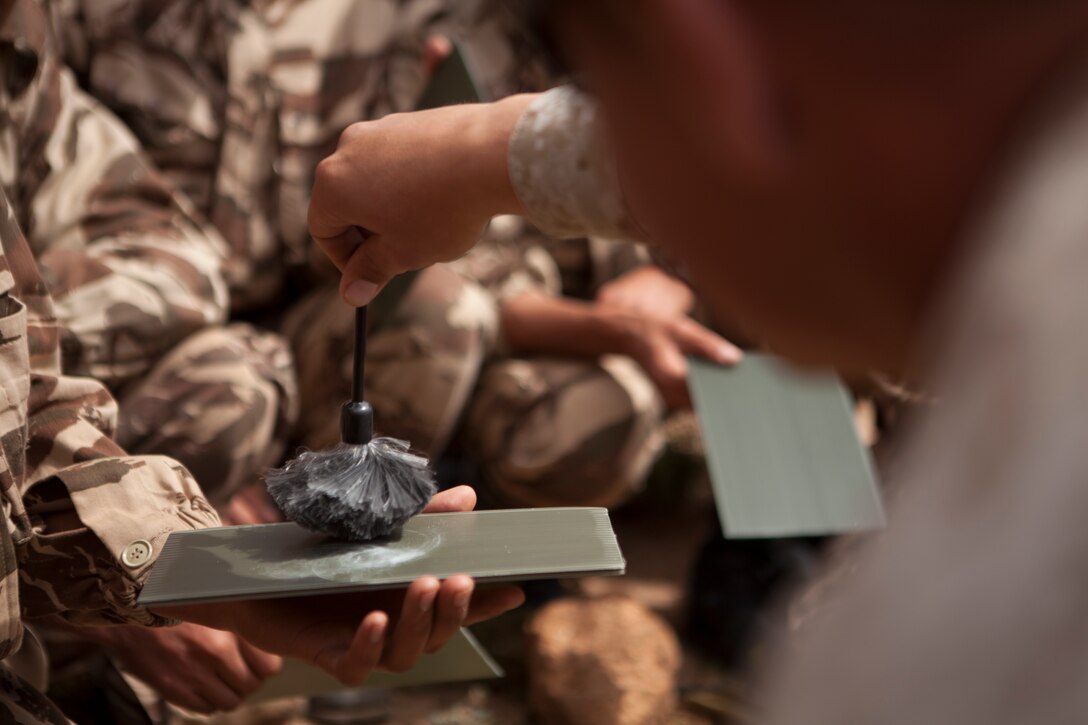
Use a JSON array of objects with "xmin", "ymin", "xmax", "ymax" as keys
[
  {"xmin": 51, "ymin": 619, "xmax": 116, "ymax": 647},
  {"xmin": 152, "ymin": 601, "xmax": 240, "ymax": 633},
  {"xmin": 594, "ymin": 306, "xmax": 646, "ymax": 359},
  {"xmin": 469, "ymin": 94, "xmax": 535, "ymax": 219}
]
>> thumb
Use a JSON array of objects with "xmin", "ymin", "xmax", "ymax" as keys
[
  {"xmin": 338, "ymin": 234, "xmax": 402, "ymax": 307},
  {"xmin": 423, "ymin": 485, "xmax": 477, "ymax": 513},
  {"xmin": 651, "ymin": 335, "xmax": 690, "ymax": 384},
  {"xmin": 671, "ymin": 318, "xmax": 743, "ymax": 366},
  {"xmin": 424, "ymin": 35, "xmax": 453, "ymax": 77}
]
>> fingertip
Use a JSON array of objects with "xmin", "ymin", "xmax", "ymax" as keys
[
  {"xmin": 263, "ymin": 654, "xmax": 284, "ymax": 677},
  {"xmin": 446, "ymin": 486, "xmax": 477, "ymax": 511},
  {"xmin": 717, "ymin": 343, "xmax": 743, "ymax": 366},
  {"xmin": 414, "ymin": 575, "xmax": 441, "ymax": 592},
  {"xmin": 424, "ymin": 485, "xmax": 477, "ymax": 513},
  {"xmin": 417, "ymin": 578, "xmax": 441, "ymax": 613},
  {"xmin": 506, "ymin": 586, "xmax": 527, "ymax": 610},
  {"xmin": 424, "ymin": 35, "xmax": 454, "ymax": 75},
  {"xmin": 344, "ymin": 279, "xmax": 380, "ymax": 307},
  {"xmin": 335, "ymin": 612, "xmax": 387, "ymax": 686},
  {"xmin": 446, "ymin": 573, "xmax": 474, "ymax": 590},
  {"xmin": 447, "ymin": 575, "xmax": 475, "ymax": 613},
  {"xmin": 365, "ymin": 610, "xmax": 388, "ymax": 645}
]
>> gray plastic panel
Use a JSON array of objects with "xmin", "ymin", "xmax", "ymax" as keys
[
  {"xmin": 139, "ymin": 507, "xmax": 625, "ymax": 606},
  {"xmin": 250, "ymin": 628, "xmax": 502, "ymax": 702},
  {"xmin": 688, "ymin": 354, "xmax": 885, "ymax": 538}
]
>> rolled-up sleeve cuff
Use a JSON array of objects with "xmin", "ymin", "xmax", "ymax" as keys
[
  {"xmin": 18, "ymin": 456, "xmax": 220, "ymax": 626},
  {"xmin": 507, "ymin": 86, "xmax": 641, "ymax": 241}
]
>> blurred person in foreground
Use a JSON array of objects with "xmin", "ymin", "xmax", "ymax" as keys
[{"xmin": 308, "ymin": 0, "xmax": 1088, "ymax": 722}]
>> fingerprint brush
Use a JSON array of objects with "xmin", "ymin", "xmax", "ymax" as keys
[{"xmin": 266, "ymin": 306, "xmax": 436, "ymax": 541}]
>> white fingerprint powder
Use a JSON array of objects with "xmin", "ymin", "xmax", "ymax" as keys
[
  {"xmin": 309, "ymin": 529, "xmax": 439, "ymax": 582},
  {"xmin": 241, "ymin": 528, "xmax": 441, "ymax": 583}
]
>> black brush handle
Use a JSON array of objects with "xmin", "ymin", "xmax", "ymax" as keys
[
  {"xmin": 341, "ymin": 305, "xmax": 373, "ymax": 445},
  {"xmin": 352, "ymin": 305, "xmax": 367, "ymax": 402}
]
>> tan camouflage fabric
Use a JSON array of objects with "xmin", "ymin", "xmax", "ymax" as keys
[
  {"xmin": 0, "ymin": 666, "xmax": 69, "ymax": 724},
  {"xmin": 450, "ymin": 222, "xmax": 663, "ymax": 507},
  {"xmin": 10, "ymin": 10, "xmax": 230, "ymax": 390},
  {"xmin": 284, "ymin": 219, "xmax": 665, "ymax": 508},
  {"xmin": 0, "ymin": 0, "xmax": 299, "ymax": 508},
  {"xmin": 261, "ymin": 4, "xmax": 664, "ymax": 507},
  {"xmin": 282, "ymin": 265, "xmax": 498, "ymax": 458},
  {"xmin": 116, "ymin": 323, "xmax": 298, "ymax": 506},
  {"xmin": 0, "ymin": 0, "xmax": 219, "ymax": 661},
  {"xmin": 541, "ymin": 236, "xmax": 653, "ymax": 301},
  {"xmin": 461, "ymin": 354, "xmax": 664, "ymax": 508},
  {"xmin": 45, "ymin": 0, "xmax": 663, "ymax": 508},
  {"xmin": 49, "ymin": 0, "xmax": 449, "ymax": 311}
]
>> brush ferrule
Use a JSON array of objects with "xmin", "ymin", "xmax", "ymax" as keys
[{"xmin": 341, "ymin": 400, "xmax": 374, "ymax": 445}]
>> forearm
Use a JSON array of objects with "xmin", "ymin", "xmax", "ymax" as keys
[
  {"xmin": 20, "ymin": 372, "xmax": 219, "ymax": 627},
  {"xmin": 312, "ymin": 87, "xmax": 638, "ymax": 306},
  {"xmin": 500, "ymin": 291, "xmax": 632, "ymax": 358}
]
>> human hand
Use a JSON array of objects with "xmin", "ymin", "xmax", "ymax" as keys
[
  {"xmin": 220, "ymin": 483, "xmax": 283, "ymax": 526},
  {"xmin": 424, "ymin": 35, "xmax": 453, "ymax": 76},
  {"xmin": 609, "ymin": 310, "xmax": 741, "ymax": 408},
  {"xmin": 88, "ymin": 622, "xmax": 281, "ymax": 714},
  {"xmin": 158, "ymin": 487, "xmax": 524, "ymax": 686},
  {"xmin": 596, "ymin": 264, "xmax": 695, "ymax": 319},
  {"xmin": 309, "ymin": 96, "xmax": 534, "ymax": 307}
]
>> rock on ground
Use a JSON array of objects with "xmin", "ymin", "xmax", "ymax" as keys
[{"xmin": 527, "ymin": 596, "xmax": 681, "ymax": 725}]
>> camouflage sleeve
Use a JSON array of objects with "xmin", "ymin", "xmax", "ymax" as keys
[
  {"xmin": 26, "ymin": 68, "xmax": 229, "ymax": 387},
  {"xmin": 16, "ymin": 372, "xmax": 220, "ymax": 627},
  {"xmin": 448, "ymin": 217, "xmax": 561, "ymax": 302},
  {"xmin": 508, "ymin": 86, "xmax": 645, "ymax": 241}
]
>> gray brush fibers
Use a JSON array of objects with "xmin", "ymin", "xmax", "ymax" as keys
[{"xmin": 266, "ymin": 437, "xmax": 437, "ymax": 541}]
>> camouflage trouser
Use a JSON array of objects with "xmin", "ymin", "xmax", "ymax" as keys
[
  {"xmin": 460, "ymin": 355, "xmax": 664, "ymax": 508},
  {"xmin": 115, "ymin": 323, "xmax": 298, "ymax": 507},
  {"xmin": 282, "ymin": 266, "xmax": 498, "ymax": 458}
]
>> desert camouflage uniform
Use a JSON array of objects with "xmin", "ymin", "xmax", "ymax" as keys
[
  {"xmin": 285, "ymin": 217, "xmax": 665, "ymax": 509},
  {"xmin": 0, "ymin": 6, "xmax": 221, "ymax": 720},
  {"xmin": 49, "ymin": 0, "xmax": 450, "ymax": 309},
  {"xmin": 275, "ymin": 3, "xmax": 664, "ymax": 508},
  {"xmin": 448, "ymin": 7, "xmax": 666, "ymax": 506},
  {"xmin": 17, "ymin": 0, "xmax": 299, "ymax": 506},
  {"xmin": 52, "ymin": 0, "xmax": 664, "ymax": 508},
  {"xmin": 45, "ymin": 0, "xmax": 452, "ymax": 503},
  {"xmin": 282, "ymin": 265, "xmax": 499, "ymax": 459},
  {"xmin": 450, "ymin": 221, "xmax": 665, "ymax": 508}
]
